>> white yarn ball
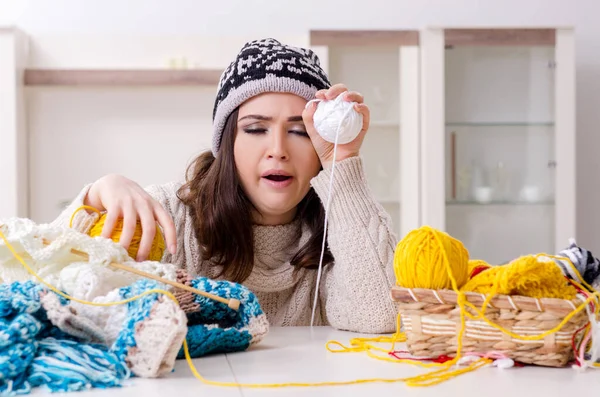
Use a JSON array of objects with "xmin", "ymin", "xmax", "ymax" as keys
[{"xmin": 311, "ymin": 93, "xmax": 363, "ymax": 144}]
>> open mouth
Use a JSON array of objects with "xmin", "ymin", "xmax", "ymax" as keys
[
  {"xmin": 263, "ymin": 175, "xmax": 292, "ymax": 182},
  {"xmin": 261, "ymin": 170, "xmax": 294, "ymax": 187}
]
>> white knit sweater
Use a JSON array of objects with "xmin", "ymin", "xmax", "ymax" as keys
[{"xmin": 53, "ymin": 156, "xmax": 399, "ymax": 334}]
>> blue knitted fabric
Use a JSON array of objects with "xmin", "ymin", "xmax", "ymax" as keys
[
  {"xmin": 0, "ymin": 281, "xmax": 130, "ymax": 396},
  {"xmin": 177, "ymin": 277, "xmax": 267, "ymax": 358}
]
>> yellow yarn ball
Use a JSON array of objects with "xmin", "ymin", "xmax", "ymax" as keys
[
  {"xmin": 89, "ymin": 214, "xmax": 166, "ymax": 262},
  {"xmin": 394, "ymin": 226, "xmax": 470, "ymax": 290}
]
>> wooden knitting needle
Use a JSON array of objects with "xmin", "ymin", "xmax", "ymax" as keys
[{"xmin": 41, "ymin": 239, "xmax": 241, "ymax": 311}]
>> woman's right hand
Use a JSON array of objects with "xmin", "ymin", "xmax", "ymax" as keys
[{"xmin": 84, "ymin": 174, "xmax": 177, "ymax": 261}]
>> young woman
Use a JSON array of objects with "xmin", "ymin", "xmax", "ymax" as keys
[{"xmin": 54, "ymin": 38, "xmax": 399, "ymax": 334}]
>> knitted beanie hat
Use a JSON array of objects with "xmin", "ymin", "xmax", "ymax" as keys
[{"xmin": 211, "ymin": 38, "xmax": 331, "ymax": 155}]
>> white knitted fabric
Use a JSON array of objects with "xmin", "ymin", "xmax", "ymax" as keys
[
  {"xmin": 0, "ymin": 217, "xmax": 178, "ymax": 297},
  {"xmin": 247, "ymin": 314, "xmax": 270, "ymax": 345},
  {"xmin": 126, "ymin": 296, "xmax": 188, "ymax": 378}
]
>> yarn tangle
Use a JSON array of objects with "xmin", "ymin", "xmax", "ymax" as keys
[{"xmin": 461, "ymin": 254, "xmax": 577, "ymax": 299}]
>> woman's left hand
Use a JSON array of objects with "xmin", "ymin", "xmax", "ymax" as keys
[{"xmin": 302, "ymin": 83, "xmax": 370, "ymax": 168}]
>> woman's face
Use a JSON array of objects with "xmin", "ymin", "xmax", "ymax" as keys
[{"xmin": 234, "ymin": 92, "xmax": 321, "ymax": 225}]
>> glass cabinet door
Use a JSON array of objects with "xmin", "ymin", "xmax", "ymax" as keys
[
  {"xmin": 420, "ymin": 28, "xmax": 575, "ymax": 264},
  {"xmin": 310, "ymin": 30, "xmax": 421, "ymax": 238}
]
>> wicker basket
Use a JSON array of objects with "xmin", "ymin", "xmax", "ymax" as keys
[{"xmin": 390, "ymin": 286, "xmax": 589, "ymax": 367}]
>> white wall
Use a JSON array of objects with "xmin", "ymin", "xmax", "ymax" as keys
[
  {"xmin": 1, "ymin": 0, "xmax": 576, "ymax": 35},
  {"xmin": 3, "ymin": 0, "xmax": 600, "ymax": 254}
]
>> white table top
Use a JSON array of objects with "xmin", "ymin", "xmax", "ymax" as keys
[{"xmin": 34, "ymin": 326, "xmax": 600, "ymax": 396}]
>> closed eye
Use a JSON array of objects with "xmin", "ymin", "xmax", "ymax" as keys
[
  {"xmin": 243, "ymin": 128, "xmax": 267, "ymax": 134},
  {"xmin": 290, "ymin": 130, "xmax": 309, "ymax": 137},
  {"xmin": 243, "ymin": 128, "xmax": 308, "ymax": 137}
]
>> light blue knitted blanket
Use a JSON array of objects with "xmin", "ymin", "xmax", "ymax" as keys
[{"xmin": 0, "ymin": 279, "xmax": 162, "ymax": 395}]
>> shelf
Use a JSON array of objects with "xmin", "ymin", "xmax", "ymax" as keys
[
  {"xmin": 446, "ymin": 122, "xmax": 554, "ymax": 127},
  {"xmin": 310, "ymin": 30, "xmax": 419, "ymax": 46},
  {"xmin": 447, "ymin": 200, "xmax": 554, "ymax": 206},
  {"xmin": 23, "ymin": 69, "xmax": 224, "ymax": 86},
  {"xmin": 444, "ymin": 28, "xmax": 556, "ymax": 46}
]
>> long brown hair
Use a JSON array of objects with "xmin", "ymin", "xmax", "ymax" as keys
[{"xmin": 176, "ymin": 108, "xmax": 333, "ymax": 283}]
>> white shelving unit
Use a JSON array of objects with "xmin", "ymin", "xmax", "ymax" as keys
[
  {"xmin": 310, "ymin": 30, "xmax": 421, "ymax": 238},
  {"xmin": 420, "ymin": 27, "xmax": 576, "ymax": 263}
]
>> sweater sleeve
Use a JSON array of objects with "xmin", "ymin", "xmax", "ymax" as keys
[
  {"xmin": 49, "ymin": 184, "xmax": 100, "ymax": 233},
  {"xmin": 310, "ymin": 156, "xmax": 399, "ymax": 334}
]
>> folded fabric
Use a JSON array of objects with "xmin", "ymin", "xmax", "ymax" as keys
[
  {"xmin": 553, "ymin": 238, "xmax": 600, "ymax": 290},
  {"xmin": 174, "ymin": 270, "xmax": 269, "ymax": 358}
]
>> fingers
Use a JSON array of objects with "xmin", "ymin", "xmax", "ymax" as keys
[
  {"xmin": 136, "ymin": 201, "xmax": 157, "ymax": 261},
  {"xmin": 154, "ymin": 203, "xmax": 177, "ymax": 255},
  {"xmin": 302, "ymin": 100, "xmax": 324, "ymax": 144},
  {"xmin": 101, "ymin": 210, "xmax": 119, "ymax": 240},
  {"xmin": 303, "ymin": 99, "xmax": 317, "ymax": 122},
  {"xmin": 344, "ymin": 91, "xmax": 364, "ymax": 104},
  {"xmin": 318, "ymin": 84, "xmax": 363, "ymax": 104},
  {"xmin": 324, "ymin": 83, "xmax": 348, "ymax": 100},
  {"xmin": 118, "ymin": 200, "xmax": 137, "ymax": 252},
  {"xmin": 354, "ymin": 103, "xmax": 370, "ymax": 122},
  {"xmin": 100, "ymin": 203, "xmax": 174, "ymax": 262},
  {"xmin": 354, "ymin": 103, "xmax": 371, "ymax": 136}
]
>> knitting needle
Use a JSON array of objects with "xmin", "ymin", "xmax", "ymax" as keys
[{"xmin": 41, "ymin": 239, "xmax": 241, "ymax": 310}]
